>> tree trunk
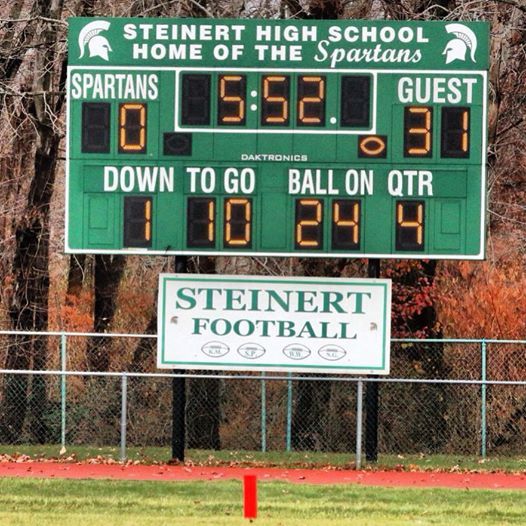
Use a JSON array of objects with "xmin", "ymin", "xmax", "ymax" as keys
[
  {"xmin": 130, "ymin": 314, "xmax": 157, "ymax": 373},
  {"xmin": 186, "ymin": 257, "xmax": 222, "ymax": 450},
  {"xmin": 186, "ymin": 377, "xmax": 222, "ymax": 449},
  {"xmin": 309, "ymin": 0, "xmax": 343, "ymax": 19},
  {"xmin": 0, "ymin": 0, "xmax": 66, "ymax": 443},
  {"xmin": 291, "ymin": 380, "xmax": 332, "ymax": 450},
  {"xmin": 66, "ymin": 255, "xmax": 87, "ymax": 299},
  {"xmin": 406, "ymin": 261, "xmax": 449, "ymax": 452},
  {"xmin": 380, "ymin": 0, "xmax": 409, "ymax": 19},
  {"xmin": 86, "ymin": 255, "xmax": 126, "ymax": 371}
]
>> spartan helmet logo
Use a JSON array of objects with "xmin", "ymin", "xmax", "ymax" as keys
[
  {"xmin": 443, "ymin": 23, "xmax": 477, "ymax": 64},
  {"xmin": 78, "ymin": 20, "xmax": 112, "ymax": 61}
]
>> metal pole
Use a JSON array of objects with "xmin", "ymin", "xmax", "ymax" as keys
[
  {"xmin": 365, "ymin": 258, "xmax": 380, "ymax": 462},
  {"xmin": 120, "ymin": 373, "xmax": 128, "ymax": 462},
  {"xmin": 481, "ymin": 339, "xmax": 487, "ymax": 458},
  {"xmin": 172, "ymin": 373, "xmax": 186, "ymax": 461},
  {"xmin": 286, "ymin": 373, "xmax": 292, "ymax": 452},
  {"xmin": 60, "ymin": 333, "xmax": 67, "ymax": 449},
  {"xmin": 172, "ymin": 255, "xmax": 187, "ymax": 462},
  {"xmin": 261, "ymin": 372, "xmax": 267, "ymax": 453},
  {"xmin": 356, "ymin": 379, "xmax": 364, "ymax": 470}
]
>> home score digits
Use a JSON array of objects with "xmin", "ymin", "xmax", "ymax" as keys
[{"xmin": 66, "ymin": 18, "xmax": 489, "ymax": 258}]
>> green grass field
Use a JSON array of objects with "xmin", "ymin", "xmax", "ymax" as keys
[
  {"xmin": 3, "ymin": 444, "xmax": 526, "ymax": 473},
  {"xmin": 0, "ymin": 477, "xmax": 525, "ymax": 525}
]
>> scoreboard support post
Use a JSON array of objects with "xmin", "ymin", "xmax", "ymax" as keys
[
  {"xmin": 365, "ymin": 383, "xmax": 379, "ymax": 462},
  {"xmin": 171, "ymin": 256, "xmax": 188, "ymax": 462},
  {"xmin": 171, "ymin": 372, "xmax": 186, "ymax": 461},
  {"xmin": 365, "ymin": 259, "xmax": 380, "ymax": 462}
]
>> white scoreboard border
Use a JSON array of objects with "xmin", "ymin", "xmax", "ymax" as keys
[{"xmin": 64, "ymin": 66, "xmax": 487, "ymax": 260}]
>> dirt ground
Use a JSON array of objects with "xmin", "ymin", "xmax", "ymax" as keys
[{"xmin": 1, "ymin": 461, "xmax": 526, "ymax": 489}]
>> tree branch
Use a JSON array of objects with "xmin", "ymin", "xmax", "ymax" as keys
[
  {"xmin": 0, "ymin": 16, "xmax": 67, "ymax": 26},
  {"xmin": 496, "ymin": 116, "xmax": 525, "ymax": 140},
  {"xmin": 493, "ymin": 0, "xmax": 526, "ymax": 13},
  {"xmin": 186, "ymin": 0, "xmax": 215, "ymax": 18},
  {"xmin": 0, "ymin": 87, "xmax": 66, "ymax": 96}
]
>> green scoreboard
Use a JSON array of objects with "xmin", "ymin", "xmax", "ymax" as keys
[{"xmin": 66, "ymin": 18, "xmax": 489, "ymax": 258}]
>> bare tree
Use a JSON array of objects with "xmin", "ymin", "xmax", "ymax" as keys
[{"xmin": 0, "ymin": 0, "xmax": 67, "ymax": 443}]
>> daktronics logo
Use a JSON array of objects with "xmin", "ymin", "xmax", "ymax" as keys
[{"xmin": 78, "ymin": 20, "xmax": 112, "ymax": 61}]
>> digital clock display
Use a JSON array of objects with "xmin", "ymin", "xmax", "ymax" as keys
[
  {"xmin": 175, "ymin": 70, "xmax": 372, "ymax": 132},
  {"xmin": 66, "ymin": 18, "xmax": 489, "ymax": 259}
]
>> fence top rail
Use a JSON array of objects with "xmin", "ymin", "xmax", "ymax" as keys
[
  {"xmin": 391, "ymin": 338, "xmax": 526, "ymax": 344},
  {"xmin": 1, "ymin": 368, "xmax": 526, "ymax": 385},
  {"xmin": 0, "ymin": 330, "xmax": 156, "ymax": 339},
  {"xmin": 1, "ymin": 330, "xmax": 525, "ymax": 345}
]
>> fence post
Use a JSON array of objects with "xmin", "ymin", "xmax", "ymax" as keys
[
  {"xmin": 481, "ymin": 339, "xmax": 487, "ymax": 458},
  {"xmin": 261, "ymin": 372, "xmax": 266, "ymax": 453},
  {"xmin": 286, "ymin": 373, "xmax": 292, "ymax": 452},
  {"xmin": 60, "ymin": 333, "xmax": 67, "ymax": 449},
  {"xmin": 120, "ymin": 373, "xmax": 128, "ymax": 462},
  {"xmin": 356, "ymin": 379, "xmax": 363, "ymax": 470}
]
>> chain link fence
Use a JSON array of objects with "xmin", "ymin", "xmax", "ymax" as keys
[{"xmin": 0, "ymin": 331, "xmax": 525, "ymax": 461}]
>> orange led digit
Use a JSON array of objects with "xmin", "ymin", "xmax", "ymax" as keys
[
  {"xmin": 218, "ymin": 75, "xmax": 246, "ymax": 125},
  {"xmin": 123, "ymin": 196, "xmax": 152, "ymax": 248},
  {"xmin": 441, "ymin": 107, "xmax": 470, "ymax": 158},
  {"xmin": 297, "ymin": 76, "xmax": 325, "ymax": 126},
  {"xmin": 295, "ymin": 199, "xmax": 323, "ymax": 249},
  {"xmin": 187, "ymin": 198, "xmax": 215, "ymax": 248},
  {"xmin": 397, "ymin": 203, "xmax": 423, "ymax": 244},
  {"xmin": 332, "ymin": 200, "xmax": 360, "ymax": 250},
  {"xmin": 404, "ymin": 106, "xmax": 432, "ymax": 157},
  {"xmin": 462, "ymin": 110, "xmax": 469, "ymax": 152},
  {"xmin": 207, "ymin": 200, "xmax": 214, "ymax": 241},
  {"xmin": 261, "ymin": 75, "xmax": 289, "ymax": 125},
  {"xmin": 224, "ymin": 198, "xmax": 251, "ymax": 247},
  {"xmin": 395, "ymin": 201, "xmax": 424, "ymax": 251},
  {"xmin": 119, "ymin": 103, "xmax": 147, "ymax": 153},
  {"xmin": 144, "ymin": 199, "xmax": 151, "ymax": 241}
]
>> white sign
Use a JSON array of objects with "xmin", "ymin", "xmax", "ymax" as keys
[{"xmin": 157, "ymin": 274, "xmax": 391, "ymax": 374}]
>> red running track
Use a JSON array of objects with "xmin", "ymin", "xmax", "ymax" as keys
[{"xmin": 1, "ymin": 462, "xmax": 526, "ymax": 489}]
